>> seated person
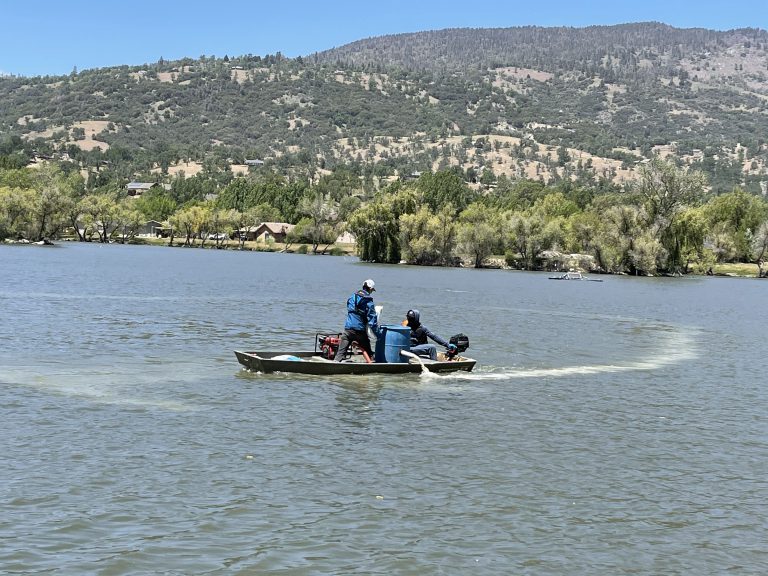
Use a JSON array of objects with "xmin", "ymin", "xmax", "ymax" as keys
[{"xmin": 403, "ymin": 309, "xmax": 455, "ymax": 361}]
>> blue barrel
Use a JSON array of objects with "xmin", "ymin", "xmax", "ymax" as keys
[{"xmin": 374, "ymin": 325, "xmax": 411, "ymax": 363}]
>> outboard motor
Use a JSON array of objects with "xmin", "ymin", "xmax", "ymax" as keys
[{"xmin": 447, "ymin": 333, "xmax": 469, "ymax": 359}]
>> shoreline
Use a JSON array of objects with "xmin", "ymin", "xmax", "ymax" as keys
[{"xmin": 17, "ymin": 237, "xmax": 762, "ymax": 278}]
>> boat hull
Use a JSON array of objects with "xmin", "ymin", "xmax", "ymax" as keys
[{"xmin": 234, "ymin": 350, "xmax": 476, "ymax": 375}]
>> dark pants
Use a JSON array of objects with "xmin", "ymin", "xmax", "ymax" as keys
[{"xmin": 334, "ymin": 328, "xmax": 373, "ymax": 361}]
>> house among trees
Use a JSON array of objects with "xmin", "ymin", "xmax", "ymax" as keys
[
  {"xmin": 245, "ymin": 159, "xmax": 264, "ymax": 166},
  {"xmin": 335, "ymin": 231, "xmax": 356, "ymax": 244},
  {"xmin": 126, "ymin": 182, "xmax": 159, "ymax": 197},
  {"xmin": 137, "ymin": 220, "xmax": 164, "ymax": 237},
  {"xmin": 30, "ymin": 152, "xmax": 53, "ymax": 164},
  {"xmin": 238, "ymin": 222, "xmax": 295, "ymax": 243}
]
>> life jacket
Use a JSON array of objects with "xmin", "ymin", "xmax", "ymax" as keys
[{"xmin": 345, "ymin": 290, "xmax": 374, "ymax": 330}]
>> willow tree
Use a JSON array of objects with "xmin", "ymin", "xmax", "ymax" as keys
[
  {"xmin": 628, "ymin": 231, "xmax": 665, "ymax": 276},
  {"xmin": 347, "ymin": 188, "xmax": 417, "ymax": 263},
  {"xmin": 635, "ymin": 158, "xmax": 707, "ymax": 272},
  {"xmin": 637, "ymin": 158, "xmax": 705, "ymax": 222},
  {"xmin": 566, "ymin": 211, "xmax": 602, "ymax": 254},
  {"xmin": 503, "ymin": 210, "xmax": 545, "ymax": 270},
  {"xmin": 191, "ymin": 204, "xmax": 213, "ymax": 247},
  {"xmin": 399, "ymin": 204, "xmax": 457, "ymax": 266},
  {"xmin": 169, "ymin": 205, "xmax": 203, "ymax": 246},
  {"xmin": 664, "ymin": 207, "xmax": 708, "ymax": 274},
  {"xmin": 457, "ymin": 202, "xmax": 502, "ymax": 268},
  {"xmin": 298, "ymin": 190, "xmax": 339, "ymax": 254},
  {"xmin": 0, "ymin": 186, "xmax": 35, "ymax": 240},
  {"xmin": 592, "ymin": 204, "xmax": 645, "ymax": 274},
  {"xmin": 81, "ymin": 191, "xmax": 120, "ymax": 243},
  {"xmin": 750, "ymin": 221, "xmax": 768, "ymax": 277},
  {"xmin": 702, "ymin": 189, "xmax": 768, "ymax": 262},
  {"xmin": 26, "ymin": 164, "xmax": 81, "ymax": 241},
  {"xmin": 114, "ymin": 199, "xmax": 143, "ymax": 244},
  {"xmin": 348, "ymin": 201, "xmax": 400, "ymax": 263}
]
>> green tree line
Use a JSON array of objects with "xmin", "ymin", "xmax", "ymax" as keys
[{"xmin": 2, "ymin": 160, "xmax": 768, "ymax": 276}]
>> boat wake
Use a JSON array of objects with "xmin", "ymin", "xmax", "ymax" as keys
[
  {"xmin": 420, "ymin": 325, "xmax": 698, "ymax": 383},
  {"xmin": 0, "ymin": 366, "xmax": 195, "ymax": 411}
]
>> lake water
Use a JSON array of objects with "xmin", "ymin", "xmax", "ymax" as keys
[{"xmin": 1, "ymin": 242, "xmax": 766, "ymax": 575}]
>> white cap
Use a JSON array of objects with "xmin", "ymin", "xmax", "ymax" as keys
[{"xmin": 363, "ymin": 279, "xmax": 375, "ymax": 292}]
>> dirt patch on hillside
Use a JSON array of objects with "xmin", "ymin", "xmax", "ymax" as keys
[
  {"xmin": 23, "ymin": 125, "xmax": 59, "ymax": 139},
  {"xmin": 17, "ymin": 115, "xmax": 37, "ymax": 126},
  {"xmin": 23, "ymin": 119, "xmax": 110, "ymax": 150},
  {"xmin": 150, "ymin": 161, "xmax": 203, "ymax": 177},
  {"xmin": 231, "ymin": 69, "xmax": 249, "ymax": 84},
  {"xmin": 492, "ymin": 67, "xmax": 554, "ymax": 90},
  {"xmin": 332, "ymin": 132, "xmax": 639, "ymax": 184},
  {"xmin": 494, "ymin": 66, "xmax": 553, "ymax": 82},
  {"xmin": 74, "ymin": 120, "xmax": 110, "ymax": 138},
  {"xmin": 74, "ymin": 139, "xmax": 108, "ymax": 151},
  {"xmin": 70, "ymin": 120, "xmax": 111, "ymax": 151}
]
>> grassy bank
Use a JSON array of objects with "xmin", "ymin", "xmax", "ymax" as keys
[
  {"xmin": 132, "ymin": 236, "xmax": 357, "ymax": 256},
  {"xmin": 709, "ymin": 262, "xmax": 761, "ymax": 277}
]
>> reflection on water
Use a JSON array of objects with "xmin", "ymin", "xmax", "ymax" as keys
[{"xmin": 1, "ymin": 243, "xmax": 766, "ymax": 574}]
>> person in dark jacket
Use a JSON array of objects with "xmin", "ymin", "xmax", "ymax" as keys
[
  {"xmin": 403, "ymin": 309, "xmax": 455, "ymax": 361},
  {"xmin": 334, "ymin": 279, "xmax": 379, "ymax": 361}
]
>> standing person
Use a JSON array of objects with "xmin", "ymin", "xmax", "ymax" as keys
[
  {"xmin": 403, "ymin": 309, "xmax": 456, "ymax": 361},
  {"xmin": 334, "ymin": 279, "xmax": 379, "ymax": 361}
]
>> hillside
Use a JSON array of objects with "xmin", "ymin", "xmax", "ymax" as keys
[{"xmin": 2, "ymin": 22, "xmax": 768, "ymax": 194}]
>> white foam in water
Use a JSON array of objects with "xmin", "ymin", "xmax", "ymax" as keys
[
  {"xmin": 422, "ymin": 325, "xmax": 698, "ymax": 383},
  {"xmin": 1, "ymin": 366, "xmax": 194, "ymax": 411},
  {"xmin": 3, "ymin": 322, "xmax": 699, "ymax": 399},
  {"xmin": 400, "ymin": 350, "xmax": 430, "ymax": 374}
]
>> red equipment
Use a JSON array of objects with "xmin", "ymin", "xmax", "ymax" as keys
[
  {"xmin": 316, "ymin": 332, "xmax": 372, "ymax": 363},
  {"xmin": 317, "ymin": 333, "xmax": 341, "ymax": 359}
]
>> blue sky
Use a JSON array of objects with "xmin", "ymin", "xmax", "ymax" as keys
[{"xmin": 2, "ymin": 0, "xmax": 767, "ymax": 77}]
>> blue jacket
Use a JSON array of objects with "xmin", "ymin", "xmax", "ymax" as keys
[{"xmin": 344, "ymin": 290, "xmax": 378, "ymax": 333}]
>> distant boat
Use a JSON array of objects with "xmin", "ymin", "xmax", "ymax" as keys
[{"xmin": 549, "ymin": 270, "xmax": 603, "ymax": 282}]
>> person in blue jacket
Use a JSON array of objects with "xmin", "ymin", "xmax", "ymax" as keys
[
  {"xmin": 334, "ymin": 279, "xmax": 379, "ymax": 361},
  {"xmin": 404, "ymin": 309, "xmax": 456, "ymax": 361}
]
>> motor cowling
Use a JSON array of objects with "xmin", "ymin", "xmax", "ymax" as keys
[{"xmin": 447, "ymin": 333, "xmax": 469, "ymax": 358}]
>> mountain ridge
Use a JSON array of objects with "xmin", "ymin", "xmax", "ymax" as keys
[{"xmin": 2, "ymin": 22, "xmax": 768, "ymax": 194}]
